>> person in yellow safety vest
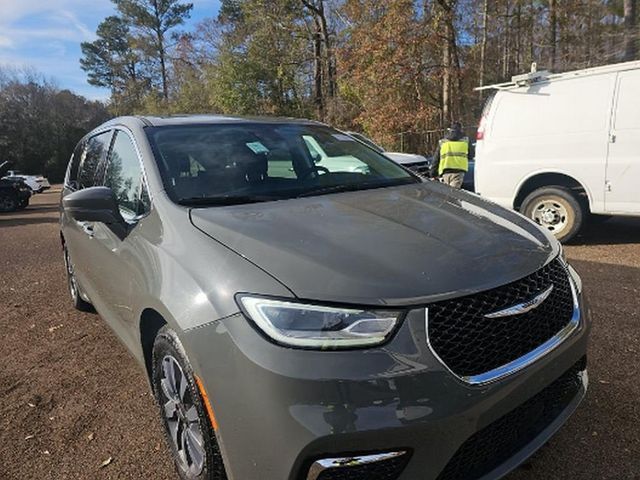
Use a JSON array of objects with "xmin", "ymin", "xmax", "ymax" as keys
[{"xmin": 430, "ymin": 122, "xmax": 474, "ymax": 189}]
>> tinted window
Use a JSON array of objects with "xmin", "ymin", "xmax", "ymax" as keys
[
  {"xmin": 105, "ymin": 131, "xmax": 148, "ymax": 218},
  {"xmin": 77, "ymin": 131, "xmax": 112, "ymax": 188},
  {"xmin": 147, "ymin": 123, "xmax": 417, "ymax": 205}
]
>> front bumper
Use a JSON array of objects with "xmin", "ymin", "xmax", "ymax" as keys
[{"xmin": 183, "ymin": 293, "xmax": 590, "ymax": 480}]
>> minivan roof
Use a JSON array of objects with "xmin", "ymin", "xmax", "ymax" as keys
[{"xmin": 105, "ymin": 114, "xmax": 326, "ymax": 129}]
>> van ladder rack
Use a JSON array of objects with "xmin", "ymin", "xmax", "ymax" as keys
[{"xmin": 475, "ymin": 59, "xmax": 640, "ymax": 92}]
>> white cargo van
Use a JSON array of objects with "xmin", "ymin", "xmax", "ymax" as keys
[{"xmin": 475, "ymin": 61, "xmax": 640, "ymax": 242}]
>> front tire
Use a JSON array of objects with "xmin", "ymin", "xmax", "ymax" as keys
[
  {"xmin": 152, "ymin": 327, "xmax": 228, "ymax": 480},
  {"xmin": 0, "ymin": 193, "xmax": 18, "ymax": 212},
  {"xmin": 521, "ymin": 186, "xmax": 584, "ymax": 243}
]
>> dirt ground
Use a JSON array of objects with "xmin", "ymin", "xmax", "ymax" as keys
[{"xmin": 0, "ymin": 188, "xmax": 639, "ymax": 480}]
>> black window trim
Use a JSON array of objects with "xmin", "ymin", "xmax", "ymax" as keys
[
  {"xmin": 103, "ymin": 126, "xmax": 153, "ymax": 223},
  {"xmin": 75, "ymin": 128, "xmax": 114, "ymax": 190}
]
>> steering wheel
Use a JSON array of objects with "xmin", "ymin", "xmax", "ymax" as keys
[{"xmin": 299, "ymin": 165, "xmax": 330, "ymax": 180}]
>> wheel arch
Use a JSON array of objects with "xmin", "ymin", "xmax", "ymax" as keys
[
  {"xmin": 514, "ymin": 171, "xmax": 592, "ymax": 212},
  {"xmin": 139, "ymin": 308, "xmax": 168, "ymax": 381}
]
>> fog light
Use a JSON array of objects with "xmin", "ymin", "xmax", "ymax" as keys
[{"xmin": 306, "ymin": 450, "xmax": 409, "ymax": 480}]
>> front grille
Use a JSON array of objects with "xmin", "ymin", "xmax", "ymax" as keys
[
  {"xmin": 406, "ymin": 161, "xmax": 432, "ymax": 178},
  {"xmin": 437, "ymin": 357, "xmax": 586, "ymax": 480},
  {"xmin": 427, "ymin": 259, "xmax": 574, "ymax": 379},
  {"xmin": 314, "ymin": 454, "xmax": 409, "ymax": 480}
]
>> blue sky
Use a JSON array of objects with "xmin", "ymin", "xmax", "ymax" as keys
[{"xmin": 0, "ymin": 0, "xmax": 220, "ymax": 100}]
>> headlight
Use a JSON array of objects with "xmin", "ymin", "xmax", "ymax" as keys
[{"xmin": 238, "ymin": 295, "xmax": 402, "ymax": 349}]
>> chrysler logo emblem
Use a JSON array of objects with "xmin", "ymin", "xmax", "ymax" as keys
[{"xmin": 484, "ymin": 285, "xmax": 554, "ymax": 318}]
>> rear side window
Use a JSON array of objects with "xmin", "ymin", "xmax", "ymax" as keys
[
  {"xmin": 77, "ymin": 131, "xmax": 112, "ymax": 188},
  {"xmin": 104, "ymin": 130, "xmax": 149, "ymax": 218}
]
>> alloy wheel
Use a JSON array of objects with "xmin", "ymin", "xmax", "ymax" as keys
[{"xmin": 160, "ymin": 355, "xmax": 206, "ymax": 477}]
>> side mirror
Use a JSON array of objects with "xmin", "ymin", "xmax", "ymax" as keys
[{"xmin": 62, "ymin": 186, "xmax": 125, "ymax": 227}]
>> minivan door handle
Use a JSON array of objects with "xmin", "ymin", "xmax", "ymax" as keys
[{"xmin": 610, "ymin": 133, "xmax": 617, "ymax": 143}]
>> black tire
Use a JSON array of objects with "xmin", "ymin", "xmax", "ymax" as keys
[
  {"xmin": 0, "ymin": 193, "xmax": 18, "ymax": 212},
  {"xmin": 152, "ymin": 327, "xmax": 228, "ymax": 480},
  {"xmin": 63, "ymin": 246, "xmax": 94, "ymax": 312},
  {"xmin": 521, "ymin": 186, "xmax": 584, "ymax": 243},
  {"xmin": 17, "ymin": 199, "xmax": 29, "ymax": 210}
]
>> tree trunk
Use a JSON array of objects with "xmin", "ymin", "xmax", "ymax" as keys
[
  {"xmin": 515, "ymin": 0, "xmax": 522, "ymax": 72},
  {"xmin": 158, "ymin": 33, "xmax": 168, "ymax": 101},
  {"xmin": 478, "ymin": 0, "xmax": 489, "ymax": 103},
  {"xmin": 442, "ymin": 35, "xmax": 450, "ymax": 126},
  {"xmin": 548, "ymin": 0, "xmax": 557, "ymax": 70},
  {"xmin": 624, "ymin": 0, "xmax": 638, "ymax": 61},
  {"xmin": 313, "ymin": 19, "xmax": 324, "ymax": 119},
  {"xmin": 316, "ymin": 1, "xmax": 336, "ymax": 98},
  {"xmin": 502, "ymin": 1, "xmax": 511, "ymax": 79}
]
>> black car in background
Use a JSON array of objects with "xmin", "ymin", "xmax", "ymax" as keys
[{"xmin": 0, "ymin": 161, "xmax": 31, "ymax": 212}]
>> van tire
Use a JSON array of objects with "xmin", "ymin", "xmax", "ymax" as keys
[{"xmin": 521, "ymin": 187, "xmax": 584, "ymax": 243}]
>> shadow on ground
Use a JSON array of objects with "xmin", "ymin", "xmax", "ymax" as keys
[
  {"xmin": 0, "ymin": 216, "xmax": 59, "ymax": 227},
  {"xmin": 573, "ymin": 216, "xmax": 640, "ymax": 246}
]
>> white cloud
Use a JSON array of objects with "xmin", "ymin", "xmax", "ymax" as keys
[
  {"xmin": 55, "ymin": 10, "xmax": 95, "ymax": 40},
  {"xmin": 0, "ymin": 35, "xmax": 13, "ymax": 48}
]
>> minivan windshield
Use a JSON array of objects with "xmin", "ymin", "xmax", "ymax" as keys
[{"xmin": 146, "ymin": 123, "xmax": 419, "ymax": 206}]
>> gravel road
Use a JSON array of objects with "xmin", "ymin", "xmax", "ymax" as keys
[{"xmin": 1, "ymin": 189, "xmax": 638, "ymax": 479}]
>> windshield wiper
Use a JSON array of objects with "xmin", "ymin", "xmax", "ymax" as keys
[
  {"xmin": 297, "ymin": 179, "xmax": 412, "ymax": 198},
  {"xmin": 177, "ymin": 194, "xmax": 280, "ymax": 206}
]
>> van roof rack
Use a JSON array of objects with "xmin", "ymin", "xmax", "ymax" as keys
[{"xmin": 475, "ymin": 60, "xmax": 640, "ymax": 91}]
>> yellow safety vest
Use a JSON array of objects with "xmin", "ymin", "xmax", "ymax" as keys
[{"xmin": 439, "ymin": 138, "xmax": 469, "ymax": 175}]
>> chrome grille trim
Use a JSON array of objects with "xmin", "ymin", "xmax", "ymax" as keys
[{"xmin": 426, "ymin": 268, "xmax": 581, "ymax": 386}]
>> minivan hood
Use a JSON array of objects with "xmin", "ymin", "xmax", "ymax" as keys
[{"xmin": 190, "ymin": 183, "xmax": 557, "ymax": 306}]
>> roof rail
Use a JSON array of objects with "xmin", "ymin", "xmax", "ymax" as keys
[{"xmin": 475, "ymin": 59, "xmax": 640, "ymax": 92}]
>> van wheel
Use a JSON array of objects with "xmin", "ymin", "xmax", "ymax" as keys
[
  {"xmin": 152, "ymin": 327, "xmax": 228, "ymax": 480},
  {"xmin": 521, "ymin": 187, "xmax": 584, "ymax": 243},
  {"xmin": 63, "ymin": 247, "xmax": 94, "ymax": 312}
]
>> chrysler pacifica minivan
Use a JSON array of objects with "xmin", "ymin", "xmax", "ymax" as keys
[{"xmin": 60, "ymin": 115, "xmax": 589, "ymax": 480}]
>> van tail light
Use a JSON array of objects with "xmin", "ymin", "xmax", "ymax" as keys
[
  {"xmin": 476, "ymin": 91, "xmax": 495, "ymax": 143},
  {"xmin": 476, "ymin": 115, "xmax": 487, "ymax": 141}
]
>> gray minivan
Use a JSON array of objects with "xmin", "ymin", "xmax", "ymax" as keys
[{"xmin": 60, "ymin": 115, "xmax": 589, "ymax": 480}]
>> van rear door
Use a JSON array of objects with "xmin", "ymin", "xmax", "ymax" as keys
[{"xmin": 605, "ymin": 69, "xmax": 640, "ymax": 214}]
